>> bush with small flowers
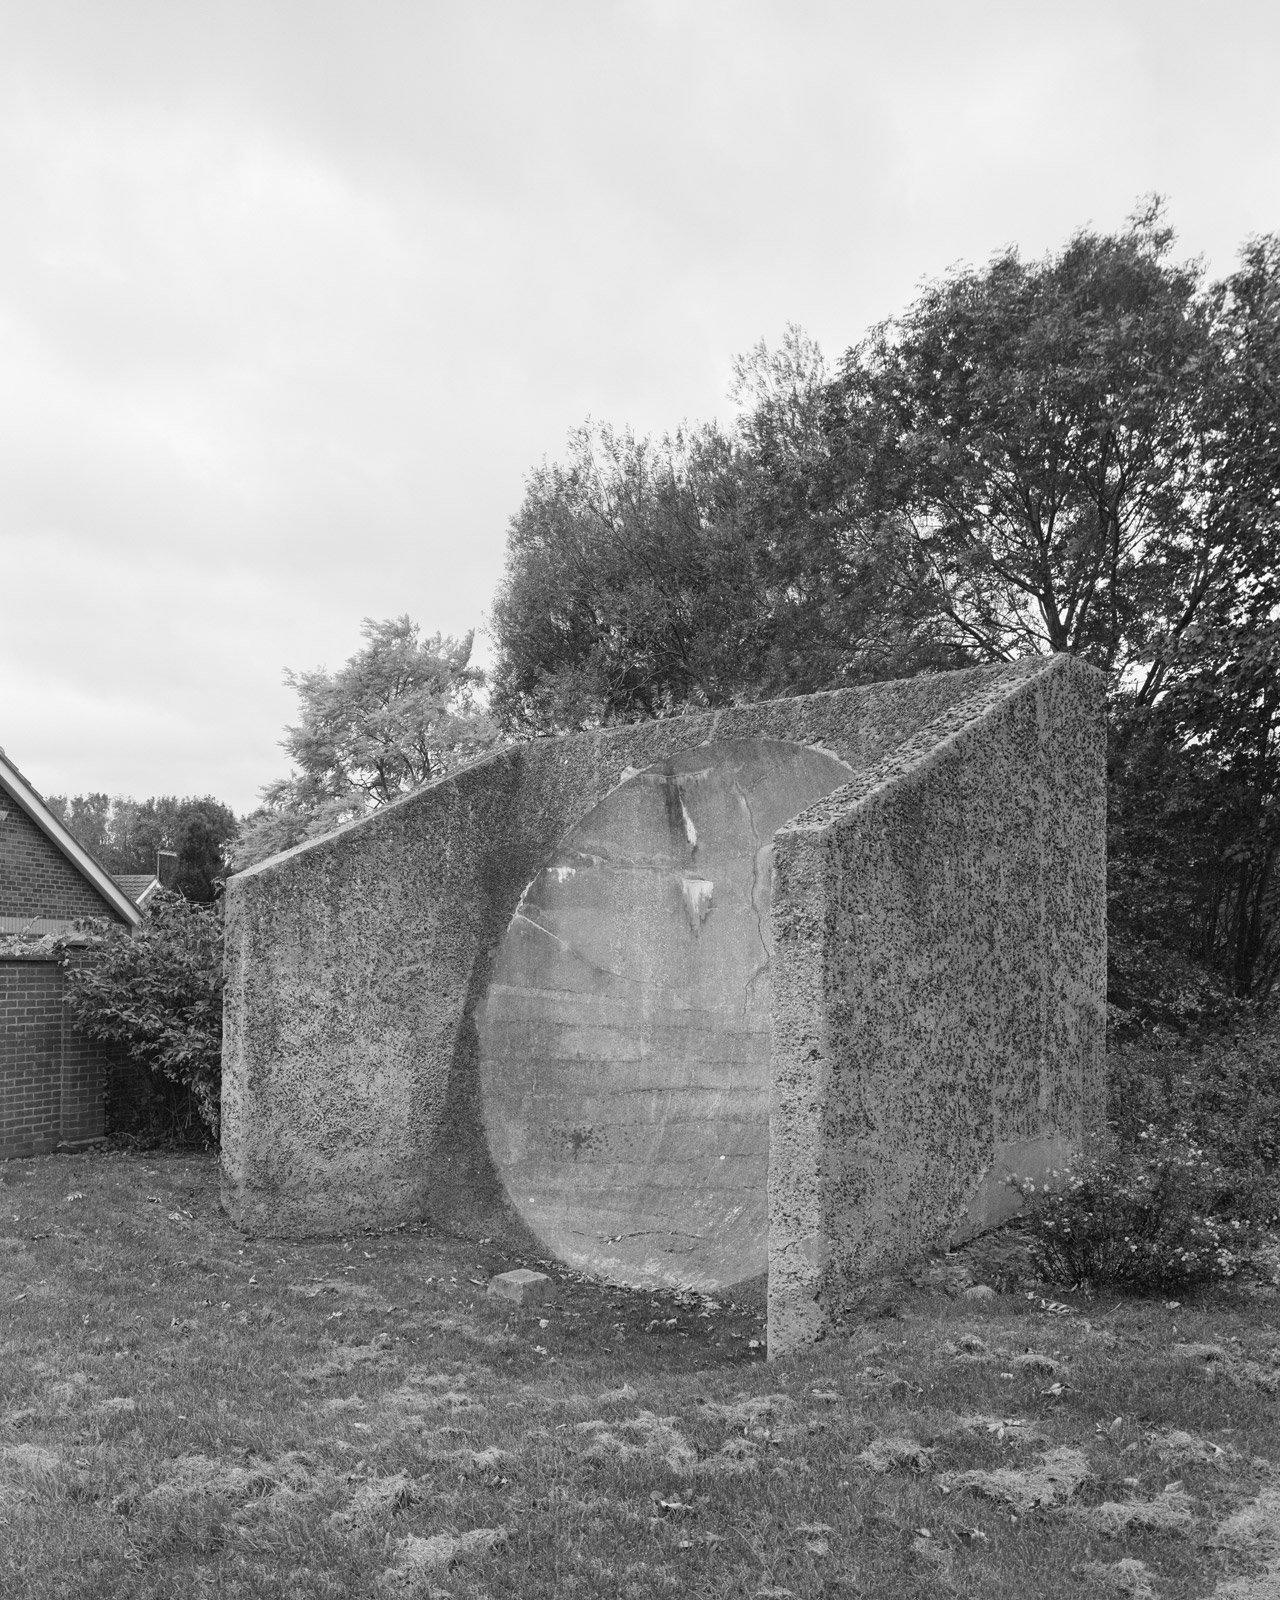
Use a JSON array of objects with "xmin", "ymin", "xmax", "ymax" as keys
[{"xmin": 1010, "ymin": 1127, "xmax": 1273, "ymax": 1294}]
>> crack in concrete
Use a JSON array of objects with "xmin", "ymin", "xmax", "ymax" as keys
[
  {"xmin": 734, "ymin": 776, "xmax": 773, "ymax": 1013},
  {"xmin": 509, "ymin": 910, "xmax": 642, "ymax": 988}
]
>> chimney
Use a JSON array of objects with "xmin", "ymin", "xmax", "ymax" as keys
[{"xmin": 156, "ymin": 850, "xmax": 178, "ymax": 889}]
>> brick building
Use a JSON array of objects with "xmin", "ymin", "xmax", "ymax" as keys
[{"xmin": 0, "ymin": 748, "xmax": 141, "ymax": 1158}]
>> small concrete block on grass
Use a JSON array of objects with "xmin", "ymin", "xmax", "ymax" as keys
[{"xmin": 488, "ymin": 1268, "xmax": 554, "ymax": 1306}]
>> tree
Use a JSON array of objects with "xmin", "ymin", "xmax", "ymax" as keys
[
  {"xmin": 820, "ymin": 205, "xmax": 1280, "ymax": 1003},
  {"xmin": 491, "ymin": 203, "xmax": 1280, "ymax": 1006},
  {"xmin": 234, "ymin": 616, "xmax": 496, "ymax": 869},
  {"xmin": 45, "ymin": 792, "xmax": 237, "ymax": 893},
  {"xmin": 824, "ymin": 201, "xmax": 1220, "ymax": 679},
  {"xmin": 491, "ymin": 331, "xmax": 951, "ymax": 734}
]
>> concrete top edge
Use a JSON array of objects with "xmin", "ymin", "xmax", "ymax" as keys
[
  {"xmin": 230, "ymin": 654, "xmax": 1071, "ymax": 884},
  {"xmin": 775, "ymin": 653, "xmax": 1100, "ymax": 841}
]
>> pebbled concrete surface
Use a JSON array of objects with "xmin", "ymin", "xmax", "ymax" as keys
[
  {"xmin": 477, "ymin": 739, "xmax": 852, "ymax": 1291},
  {"xmin": 766, "ymin": 654, "xmax": 1106, "ymax": 1355}
]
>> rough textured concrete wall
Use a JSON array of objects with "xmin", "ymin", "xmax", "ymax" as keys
[
  {"xmin": 767, "ymin": 654, "xmax": 1106, "ymax": 1356},
  {"xmin": 222, "ymin": 657, "xmax": 1051, "ymax": 1236}
]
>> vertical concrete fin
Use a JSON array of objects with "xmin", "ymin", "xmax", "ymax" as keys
[{"xmin": 767, "ymin": 655, "xmax": 1105, "ymax": 1357}]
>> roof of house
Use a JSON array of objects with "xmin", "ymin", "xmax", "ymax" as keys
[
  {"xmin": 0, "ymin": 747, "xmax": 143, "ymax": 929},
  {"xmin": 114, "ymin": 873, "xmax": 161, "ymax": 907}
]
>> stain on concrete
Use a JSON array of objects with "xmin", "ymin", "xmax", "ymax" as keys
[{"xmin": 476, "ymin": 739, "xmax": 852, "ymax": 1291}]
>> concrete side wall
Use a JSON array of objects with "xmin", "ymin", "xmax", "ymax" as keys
[
  {"xmin": 767, "ymin": 655, "xmax": 1106, "ymax": 1355},
  {"xmin": 221, "ymin": 657, "xmax": 1051, "ymax": 1235}
]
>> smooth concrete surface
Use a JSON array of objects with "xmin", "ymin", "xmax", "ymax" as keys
[
  {"xmin": 477, "ymin": 739, "xmax": 852, "ymax": 1290},
  {"xmin": 766, "ymin": 655, "xmax": 1106, "ymax": 1356}
]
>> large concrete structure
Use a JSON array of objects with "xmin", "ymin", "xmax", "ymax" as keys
[{"xmin": 221, "ymin": 654, "xmax": 1105, "ymax": 1355}]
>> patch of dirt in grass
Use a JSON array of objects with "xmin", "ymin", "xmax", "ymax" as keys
[
  {"xmin": 1011, "ymin": 1349, "xmax": 1066, "ymax": 1378},
  {"xmin": 379, "ymin": 1525, "xmax": 507, "ymax": 1591},
  {"xmin": 856, "ymin": 1434, "xmax": 934, "ymax": 1474},
  {"xmin": 0, "ymin": 1441, "xmax": 61, "ymax": 1478},
  {"xmin": 1171, "ymin": 1343, "xmax": 1280, "ymax": 1393},
  {"xmin": 1209, "ymin": 1484, "xmax": 1280, "ymax": 1596},
  {"xmin": 288, "ymin": 1277, "xmax": 378, "ymax": 1302},
  {"xmin": 950, "ymin": 1413, "xmax": 1047, "ymax": 1446},
  {"xmin": 943, "ymin": 1444, "xmax": 1093, "ymax": 1511},
  {"xmin": 1074, "ymin": 1485, "xmax": 1196, "ymax": 1536},
  {"xmin": 302, "ymin": 1336, "xmax": 399, "ymax": 1381},
  {"xmin": 461, "ymin": 1445, "xmax": 517, "ymax": 1475},
  {"xmin": 700, "ymin": 1391, "xmax": 798, "ymax": 1433},
  {"xmin": 574, "ymin": 1411, "xmax": 697, "ymax": 1472},
  {"xmin": 1078, "ymin": 1557, "xmax": 1159, "ymax": 1596},
  {"xmin": 329, "ymin": 1470, "xmax": 416, "ymax": 1526},
  {"xmin": 121, "ymin": 1448, "xmax": 324, "ymax": 1517},
  {"xmin": 42, "ymin": 1371, "xmax": 95, "ymax": 1407},
  {"xmin": 1148, "ymin": 1427, "xmax": 1238, "ymax": 1469}
]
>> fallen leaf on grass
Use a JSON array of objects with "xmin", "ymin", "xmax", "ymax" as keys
[{"xmin": 953, "ymin": 1414, "xmax": 1043, "ymax": 1446}]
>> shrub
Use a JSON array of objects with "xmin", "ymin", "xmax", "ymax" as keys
[
  {"xmin": 64, "ymin": 891, "xmax": 224, "ymax": 1143},
  {"xmin": 1108, "ymin": 1020, "xmax": 1280, "ymax": 1173},
  {"xmin": 1011, "ymin": 1128, "xmax": 1274, "ymax": 1295}
]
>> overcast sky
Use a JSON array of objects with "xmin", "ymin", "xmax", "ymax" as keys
[{"xmin": 2, "ymin": 0, "xmax": 1277, "ymax": 814}]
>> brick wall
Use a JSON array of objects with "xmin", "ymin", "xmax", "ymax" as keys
[
  {"xmin": 0, "ymin": 953, "xmax": 108, "ymax": 1157},
  {"xmin": 0, "ymin": 799, "xmax": 122, "ymax": 922}
]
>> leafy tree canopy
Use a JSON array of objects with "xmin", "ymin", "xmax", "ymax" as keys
[
  {"xmin": 491, "ymin": 201, "xmax": 1280, "ymax": 1006},
  {"xmin": 234, "ymin": 616, "xmax": 496, "ymax": 869},
  {"xmin": 490, "ymin": 329, "xmax": 954, "ymax": 733},
  {"xmin": 45, "ymin": 792, "xmax": 237, "ymax": 902}
]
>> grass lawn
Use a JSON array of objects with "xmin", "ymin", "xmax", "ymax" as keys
[{"xmin": 1, "ymin": 1148, "xmax": 1278, "ymax": 1599}]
